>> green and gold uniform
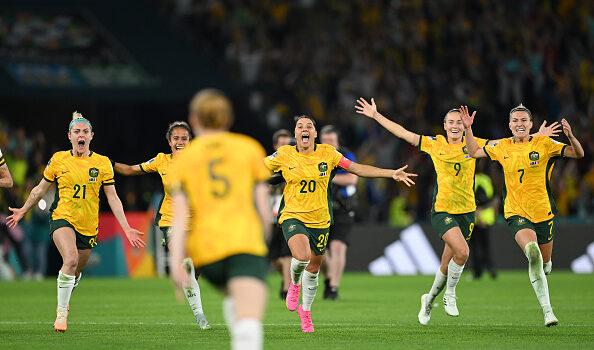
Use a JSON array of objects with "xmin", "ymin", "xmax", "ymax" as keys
[
  {"xmin": 483, "ymin": 136, "xmax": 567, "ymax": 243},
  {"xmin": 419, "ymin": 135, "xmax": 488, "ymax": 240},
  {"xmin": 168, "ymin": 132, "xmax": 270, "ymax": 285},
  {"xmin": 140, "ymin": 153, "xmax": 176, "ymax": 228},
  {"xmin": 43, "ymin": 151, "xmax": 115, "ymax": 249},
  {"xmin": 264, "ymin": 144, "xmax": 351, "ymax": 254}
]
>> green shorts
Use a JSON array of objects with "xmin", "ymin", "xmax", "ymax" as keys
[
  {"xmin": 49, "ymin": 219, "xmax": 98, "ymax": 250},
  {"xmin": 506, "ymin": 216, "xmax": 555, "ymax": 244},
  {"xmin": 431, "ymin": 212, "xmax": 476, "ymax": 241},
  {"xmin": 198, "ymin": 254, "xmax": 267, "ymax": 288},
  {"xmin": 281, "ymin": 218, "xmax": 330, "ymax": 255},
  {"xmin": 159, "ymin": 226, "xmax": 171, "ymax": 247}
]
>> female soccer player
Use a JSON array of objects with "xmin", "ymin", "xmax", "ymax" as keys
[
  {"xmin": 169, "ymin": 89, "xmax": 270, "ymax": 350},
  {"xmin": 355, "ymin": 98, "xmax": 560, "ymax": 326},
  {"xmin": 6, "ymin": 112, "xmax": 145, "ymax": 332},
  {"xmin": 264, "ymin": 115, "xmax": 416, "ymax": 333},
  {"xmin": 113, "ymin": 121, "xmax": 210, "ymax": 330},
  {"xmin": 463, "ymin": 104, "xmax": 584, "ymax": 326}
]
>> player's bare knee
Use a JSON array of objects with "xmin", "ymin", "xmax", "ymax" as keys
[
  {"xmin": 62, "ymin": 256, "xmax": 78, "ymax": 271},
  {"xmin": 293, "ymin": 251, "xmax": 310, "ymax": 262},
  {"xmin": 454, "ymin": 246, "xmax": 469, "ymax": 262}
]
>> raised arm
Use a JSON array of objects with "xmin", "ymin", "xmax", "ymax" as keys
[
  {"xmin": 355, "ymin": 97, "xmax": 420, "ymax": 147},
  {"xmin": 0, "ymin": 163, "xmax": 13, "ymax": 188},
  {"xmin": 460, "ymin": 106, "xmax": 488, "ymax": 158},
  {"xmin": 103, "ymin": 185, "xmax": 145, "ymax": 247},
  {"xmin": 560, "ymin": 118, "xmax": 584, "ymax": 159},
  {"xmin": 345, "ymin": 162, "xmax": 417, "ymax": 187},
  {"xmin": 114, "ymin": 162, "xmax": 145, "ymax": 176},
  {"xmin": 6, "ymin": 178, "xmax": 53, "ymax": 227}
]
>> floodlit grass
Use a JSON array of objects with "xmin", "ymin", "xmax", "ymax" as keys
[{"xmin": 1, "ymin": 271, "xmax": 593, "ymax": 349}]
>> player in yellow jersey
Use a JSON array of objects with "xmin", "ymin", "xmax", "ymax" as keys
[
  {"xmin": 0, "ymin": 148, "xmax": 14, "ymax": 188},
  {"xmin": 6, "ymin": 112, "xmax": 145, "ymax": 333},
  {"xmin": 168, "ymin": 89, "xmax": 271, "ymax": 350},
  {"xmin": 355, "ymin": 97, "xmax": 560, "ymax": 325},
  {"xmin": 264, "ymin": 115, "xmax": 416, "ymax": 333},
  {"xmin": 463, "ymin": 104, "xmax": 584, "ymax": 326},
  {"xmin": 113, "ymin": 121, "xmax": 210, "ymax": 330}
]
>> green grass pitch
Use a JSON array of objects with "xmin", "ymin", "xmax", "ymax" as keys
[{"xmin": 1, "ymin": 271, "xmax": 593, "ymax": 349}]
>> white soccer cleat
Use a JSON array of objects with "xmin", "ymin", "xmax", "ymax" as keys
[
  {"xmin": 544, "ymin": 310, "xmax": 558, "ymax": 327},
  {"xmin": 196, "ymin": 313, "xmax": 211, "ymax": 330},
  {"xmin": 443, "ymin": 293, "xmax": 459, "ymax": 317},
  {"xmin": 418, "ymin": 294, "xmax": 433, "ymax": 325}
]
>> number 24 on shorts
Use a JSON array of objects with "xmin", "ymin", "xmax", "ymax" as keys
[{"xmin": 317, "ymin": 232, "xmax": 329, "ymax": 249}]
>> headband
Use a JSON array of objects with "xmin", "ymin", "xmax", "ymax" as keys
[{"xmin": 69, "ymin": 118, "xmax": 92, "ymax": 132}]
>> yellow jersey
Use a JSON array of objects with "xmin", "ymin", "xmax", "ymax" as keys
[
  {"xmin": 484, "ymin": 135, "xmax": 567, "ymax": 222},
  {"xmin": 0, "ymin": 148, "xmax": 5, "ymax": 166},
  {"xmin": 419, "ymin": 135, "xmax": 488, "ymax": 214},
  {"xmin": 43, "ymin": 151, "xmax": 115, "ymax": 236},
  {"xmin": 264, "ymin": 144, "xmax": 348, "ymax": 228},
  {"xmin": 168, "ymin": 132, "xmax": 270, "ymax": 266},
  {"xmin": 140, "ymin": 153, "xmax": 176, "ymax": 227}
]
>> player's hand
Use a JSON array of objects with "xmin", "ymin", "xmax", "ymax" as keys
[
  {"xmin": 355, "ymin": 97, "xmax": 378, "ymax": 119},
  {"xmin": 392, "ymin": 165, "xmax": 417, "ymax": 187},
  {"xmin": 124, "ymin": 228, "xmax": 146, "ymax": 248},
  {"xmin": 6, "ymin": 207, "xmax": 26, "ymax": 228},
  {"xmin": 561, "ymin": 118, "xmax": 574, "ymax": 138},
  {"xmin": 459, "ymin": 105, "xmax": 476, "ymax": 129},
  {"xmin": 537, "ymin": 120, "xmax": 561, "ymax": 138}
]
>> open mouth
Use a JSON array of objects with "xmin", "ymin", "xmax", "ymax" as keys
[
  {"xmin": 451, "ymin": 129, "xmax": 460, "ymax": 134},
  {"xmin": 301, "ymin": 134, "xmax": 310, "ymax": 143},
  {"xmin": 175, "ymin": 145, "xmax": 184, "ymax": 150},
  {"xmin": 515, "ymin": 127, "xmax": 526, "ymax": 133},
  {"xmin": 78, "ymin": 140, "xmax": 85, "ymax": 147}
]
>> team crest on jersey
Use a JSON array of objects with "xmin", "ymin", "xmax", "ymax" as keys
[
  {"xmin": 89, "ymin": 167, "xmax": 99, "ymax": 182},
  {"xmin": 318, "ymin": 162, "xmax": 328, "ymax": 177},
  {"xmin": 444, "ymin": 217, "xmax": 453, "ymax": 225},
  {"xmin": 463, "ymin": 146, "xmax": 469, "ymax": 154},
  {"xmin": 529, "ymin": 151, "xmax": 540, "ymax": 166},
  {"xmin": 268, "ymin": 152, "xmax": 278, "ymax": 160}
]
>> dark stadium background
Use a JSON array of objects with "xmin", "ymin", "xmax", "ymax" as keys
[{"xmin": 0, "ymin": 0, "xmax": 592, "ymax": 276}]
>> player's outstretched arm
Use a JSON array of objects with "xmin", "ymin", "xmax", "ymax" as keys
[
  {"xmin": 345, "ymin": 162, "xmax": 417, "ymax": 187},
  {"xmin": 460, "ymin": 106, "xmax": 487, "ymax": 159},
  {"xmin": 104, "ymin": 185, "xmax": 145, "ymax": 248},
  {"xmin": 113, "ymin": 162, "xmax": 144, "ymax": 176},
  {"xmin": 0, "ymin": 163, "xmax": 13, "ymax": 188},
  {"xmin": 355, "ymin": 97, "xmax": 420, "ymax": 147},
  {"xmin": 7, "ymin": 178, "xmax": 53, "ymax": 227},
  {"xmin": 560, "ymin": 118, "xmax": 585, "ymax": 159}
]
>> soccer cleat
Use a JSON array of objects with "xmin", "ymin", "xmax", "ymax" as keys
[
  {"xmin": 544, "ymin": 311, "xmax": 558, "ymax": 327},
  {"xmin": 418, "ymin": 294, "xmax": 433, "ymax": 325},
  {"xmin": 196, "ymin": 313, "xmax": 211, "ymax": 330},
  {"xmin": 54, "ymin": 309, "xmax": 68, "ymax": 332},
  {"xmin": 286, "ymin": 282, "xmax": 301, "ymax": 311},
  {"xmin": 297, "ymin": 305, "xmax": 314, "ymax": 332},
  {"xmin": 325, "ymin": 287, "xmax": 339, "ymax": 300},
  {"xmin": 443, "ymin": 293, "xmax": 459, "ymax": 317}
]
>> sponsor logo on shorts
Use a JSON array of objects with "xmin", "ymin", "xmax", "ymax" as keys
[
  {"xmin": 444, "ymin": 217, "xmax": 453, "ymax": 225},
  {"xmin": 517, "ymin": 218, "xmax": 526, "ymax": 225},
  {"xmin": 289, "ymin": 224, "xmax": 296, "ymax": 232}
]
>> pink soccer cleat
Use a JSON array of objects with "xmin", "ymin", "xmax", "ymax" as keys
[
  {"xmin": 297, "ymin": 305, "xmax": 314, "ymax": 332},
  {"xmin": 286, "ymin": 282, "xmax": 301, "ymax": 311}
]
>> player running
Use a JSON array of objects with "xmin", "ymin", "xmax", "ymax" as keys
[
  {"xmin": 355, "ymin": 97, "xmax": 560, "ymax": 325},
  {"xmin": 169, "ymin": 89, "xmax": 270, "ymax": 350},
  {"xmin": 112, "ymin": 121, "xmax": 210, "ymax": 330},
  {"xmin": 463, "ymin": 104, "xmax": 584, "ymax": 326},
  {"xmin": 264, "ymin": 115, "xmax": 416, "ymax": 333},
  {"xmin": 7, "ymin": 112, "xmax": 145, "ymax": 332}
]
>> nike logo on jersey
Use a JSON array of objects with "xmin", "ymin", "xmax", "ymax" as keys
[
  {"xmin": 503, "ymin": 156, "xmax": 510, "ymax": 159},
  {"xmin": 439, "ymin": 153, "xmax": 445, "ymax": 155},
  {"xmin": 161, "ymin": 172, "xmax": 167, "ymax": 176},
  {"xmin": 288, "ymin": 167, "xmax": 296, "ymax": 170},
  {"xmin": 61, "ymin": 171, "xmax": 69, "ymax": 174}
]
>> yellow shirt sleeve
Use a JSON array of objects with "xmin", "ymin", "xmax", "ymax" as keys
[
  {"xmin": 418, "ymin": 135, "xmax": 436, "ymax": 155},
  {"xmin": 545, "ymin": 137, "xmax": 568, "ymax": 158},
  {"xmin": 484, "ymin": 140, "xmax": 502, "ymax": 162},
  {"xmin": 140, "ymin": 154, "xmax": 161, "ymax": 173},
  {"xmin": 263, "ymin": 148, "xmax": 283, "ymax": 172},
  {"xmin": 43, "ymin": 154, "xmax": 58, "ymax": 182},
  {"xmin": 102, "ymin": 158, "xmax": 115, "ymax": 185}
]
